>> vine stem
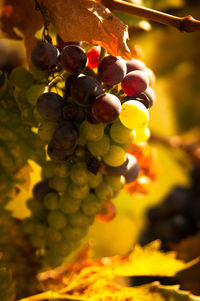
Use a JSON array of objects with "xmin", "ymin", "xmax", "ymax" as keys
[{"xmin": 101, "ymin": 0, "xmax": 200, "ymax": 32}]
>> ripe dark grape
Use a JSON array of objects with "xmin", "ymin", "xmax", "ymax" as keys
[
  {"xmin": 87, "ymin": 46, "xmax": 100, "ymax": 69},
  {"xmin": 86, "ymin": 156, "xmax": 101, "ymax": 175},
  {"xmin": 33, "ymin": 180, "xmax": 54, "ymax": 202},
  {"xmin": 124, "ymin": 154, "xmax": 140, "ymax": 183},
  {"xmin": 51, "ymin": 121, "xmax": 78, "ymax": 150},
  {"xmin": 56, "ymin": 34, "xmax": 81, "ymax": 51},
  {"xmin": 37, "ymin": 92, "xmax": 65, "ymax": 121},
  {"xmin": 125, "ymin": 58, "xmax": 146, "ymax": 73},
  {"xmin": 31, "ymin": 42, "xmax": 59, "ymax": 71},
  {"xmin": 60, "ymin": 45, "xmax": 87, "ymax": 73},
  {"xmin": 122, "ymin": 70, "xmax": 149, "ymax": 96},
  {"xmin": 71, "ymin": 75, "xmax": 103, "ymax": 107},
  {"xmin": 91, "ymin": 93, "xmax": 121, "ymax": 123},
  {"xmin": 127, "ymin": 87, "xmax": 156, "ymax": 109},
  {"xmin": 105, "ymin": 155, "xmax": 129, "ymax": 176},
  {"xmin": 98, "ymin": 55, "xmax": 126, "ymax": 86},
  {"xmin": 47, "ymin": 141, "xmax": 76, "ymax": 162}
]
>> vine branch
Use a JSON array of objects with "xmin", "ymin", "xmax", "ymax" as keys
[{"xmin": 101, "ymin": 0, "xmax": 200, "ymax": 32}]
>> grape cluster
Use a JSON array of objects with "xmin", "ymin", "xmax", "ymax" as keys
[
  {"xmin": 139, "ymin": 167, "xmax": 200, "ymax": 250},
  {"xmin": 22, "ymin": 41, "xmax": 156, "ymax": 266}
]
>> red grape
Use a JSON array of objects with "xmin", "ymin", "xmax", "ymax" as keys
[
  {"xmin": 87, "ymin": 46, "xmax": 100, "ymax": 69},
  {"xmin": 91, "ymin": 93, "xmax": 121, "ymax": 123},
  {"xmin": 60, "ymin": 45, "xmax": 87, "ymax": 73},
  {"xmin": 98, "ymin": 55, "xmax": 126, "ymax": 86},
  {"xmin": 31, "ymin": 42, "xmax": 59, "ymax": 71},
  {"xmin": 126, "ymin": 59, "xmax": 146, "ymax": 73},
  {"xmin": 37, "ymin": 92, "xmax": 65, "ymax": 121},
  {"xmin": 121, "ymin": 70, "xmax": 149, "ymax": 96}
]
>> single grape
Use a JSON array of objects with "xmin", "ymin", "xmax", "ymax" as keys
[
  {"xmin": 110, "ymin": 120, "xmax": 135, "ymax": 144},
  {"xmin": 37, "ymin": 92, "xmax": 65, "ymax": 121},
  {"xmin": 48, "ymin": 177, "xmax": 69, "ymax": 192},
  {"xmin": 104, "ymin": 154, "xmax": 129, "ymax": 176},
  {"xmin": 125, "ymin": 59, "xmax": 146, "ymax": 73},
  {"xmin": 87, "ymin": 46, "xmax": 100, "ymax": 69},
  {"xmin": 60, "ymin": 45, "xmax": 87, "ymax": 73},
  {"xmin": 62, "ymin": 226, "xmax": 88, "ymax": 241},
  {"xmin": 34, "ymin": 223, "xmax": 47, "ymax": 237},
  {"xmin": 91, "ymin": 93, "xmax": 121, "ymax": 123},
  {"xmin": 44, "ymin": 192, "xmax": 59, "ymax": 210},
  {"xmin": 59, "ymin": 193, "xmax": 81, "ymax": 214},
  {"xmin": 47, "ymin": 210, "xmax": 67, "ymax": 230},
  {"xmin": 51, "ymin": 121, "xmax": 78, "ymax": 150},
  {"xmin": 30, "ymin": 234, "xmax": 46, "ymax": 248},
  {"xmin": 68, "ymin": 212, "xmax": 94, "ymax": 227},
  {"xmin": 96, "ymin": 201, "xmax": 116, "ymax": 222},
  {"xmin": 33, "ymin": 179, "xmax": 54, "ymax": 202},
  {"xmin": 46, "ymin": 227, "xmax": 62, "ymax": 244},
  {"xmin": 98, "ymin": 55, "xmax": 126, "ymax": 86},
  {"xmin": 121, "ymin": 71, "xmax": 149, "ymax": 96},
  {"xmin": 71, "ymin": 75, "xmax": 103, "ymax": 107},
  {"xmin": 119, "ymin": 100, "xmax": 149, "ymax": 130},
  {"xmin": 87, "ymin": 134, "xmax": 110, "ymax": 157},
  {"xmin": 27, "ymin": 198, "xmax": 43, "ymax": 213},
  {"xmin": 103, "ymin": 145, "xmax": 126, "ymax": 167},
  {"xmin": 127, "ymin": 87, "xmax": 156, "ymax": 109},
  {"xmin": 105, "ymin": 174, "xmax": 125, "ymax": 192},
  {"xmin": 54, "ymin": 163, "xmax": 69, "ymax": 178},
  {"xmin": 68, "ymin": 182, "xmax": 89, "ymax": 200},
  {"xmin": 124, "ymin": 154, "xmax": 140, "ymax": 183},
  {"xmin": 80, "ymin": 120, "xmax": 104, "ymax": 141},
  {"xmin": 38, "ymin": 120, "xmax": 57, "ymax": 142},
  {"xmin": 95, "ymin": 181, "xmax": 113, "ymax": 201},
  {"xmin": 88, "ymin": 170, "xmax": 103, "ymax": 188},
  {"xmin": 81, "ymin": 194, "xmax": 102, "ymax": 216},
  {"xmin": 9, "ymin": 67, "xmax": 34, "ymax": 89},
  {"xmin": 31, "ymin": 42, "xmax": 59, "ymax": 71},
  {"xmin": 70, "ymin": 162, "xmax": 89, "ymax": 185}
]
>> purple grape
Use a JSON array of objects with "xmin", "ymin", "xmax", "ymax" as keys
[
  {"xmin": 33, "ymin": 180, "xmax": 54, "ymax": 202},
  {"xmin": 105, "ymin": 155, "xmax": 129, "ymax": 176},
  {"xmin": 47, "ymin": 141, "xmax": 76, "ymax": 162},
  {"xmin": 91, "ymin": 93, "xmax": 121, "ymax": 123},
  {"xmin": 60, "ymin": 45, "xmax": 87, "ymax": 73},
  {"xmin": 65, "ymin": 74, "xmax": 79, "ymax": 97},
  {"xmin": 98, "ymin": 55, "xmax": 127, "ymax": 86},
  {"xmin": 51, "ymin": 121, "xmax": 78, "ymax": 150},
  {"xmin": 121, "ymin": 70, "xmax": 149, "ymax": 96},
  {"xmin": 31, "ymin": 42, "xmax": 59, "ymax": 71},
  {"xmin": 86, "ymin": 156, "xmax": 101, "ymax": 175},
  {"xmin": 126, "ymin": 87, "xmax": 156, "ymax": 109},
  {"xmin": 124, "ymin": 154, "xmax": 140, "ymax": 183},
  {"xmin": 71, "ymin": 75, "xmax": 103, "ymax": 107},
  {"xmin": 37, "ymin": 92, "xmax": 65, "ymax": 121},
  {"xmin": 125, "ymin": 59, "xmax": 146, "ymax": 73}
]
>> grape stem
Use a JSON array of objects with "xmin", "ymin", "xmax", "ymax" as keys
[
  {"xmin": 101, "ymin": 0, "xmax": 200, "ymax": 32},
  {"xmin": 150, "ymin": 133, "xmax": 200, "ymax": 164}
]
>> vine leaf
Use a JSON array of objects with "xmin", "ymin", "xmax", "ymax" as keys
[{"xmin": 1, "ymin": 0, "xmax": 132, "ymax": 66}]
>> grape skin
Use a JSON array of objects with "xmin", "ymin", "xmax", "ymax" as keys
[
  {"xmin": 122, "ymin": 70, "xmax": 149, "ymax": 96},
  {"xmin": 125, "ymin": 59, "xmax": 146, "ymax": 73},
  {"xmin": 31, "ymin": 43, "xmax": 59, "ymax": 71},
  {"xmin": 37, "ymin": 92, "xmax": 65, "ymax": 121},
  {"xmin": 50, "ymin": 121, "xmax": 78, "ymax": 150},
  {"xmin": 98, "ymin": 55, "xmax": 127, "ymax": 86},
  {"xmin": 60, "ymin": 45, "xmax": 87, "ymax": 73}
]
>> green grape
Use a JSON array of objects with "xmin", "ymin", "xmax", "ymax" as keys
[
  {"xmin": 104, "ymin": 174, "xmax": 125, "ymax": 192},
  {"xmin": 27, "ymin": 198, "xmax": 43, "ymax": 213},
  {"xmin": 119, "ymin": 100, "xmax": 149, "ymax": 130},
  {"xmin": 103, "ymin": 145, "xmax": 126, "ymax": 167},
  {"xmin": 110, "ymin": 120, "xmax": 135, "ymax": 144},
  {"xmin": 44, "ymin": 192, "xmax": 59, "ymax": 210},
  {"xmin": 70, "ymin": 162, "xmax": 89, "ymax": 185},
  {"xmin": 38, "ymin": 120, "xmax": 57, "ymax": 142},
  {"xmin": 88, "ymin": 171, "xmax": 103, "ymax": 188},
  {"xmin": 68, "ymin": 212, "xmax": 94, "ymax": 227},
  {"xmin": 62, "ymin": 226, "xmax": 88, "ymax": 241},
  {"xmin": 42, "ymin": 249, "xmax": 63, "ymax": 267},
  {"xmin": 134, "ymin": 126, "xmax": 151, "ymax": 143},
  {"xmin": 59, "ymin": 192, "xmax": 81, "ymax": 214},
  {"xmin": 42, "ymin": 161, "xmax": 55, "ymax": 178},
  {"xmin": 48, "ymin": 177, "xmax": 69, "ymax": 192},
  {"xmin": 30, "ymin": 234, "xmax": 46, "ymax": 248},
  {"xmin": 95, "ymin": 182, "xmax": 114, "ymax": 201},
  {"xmin": 87, "ymin": 134, "xmax": 110, "ymax": 156},
  {"xmin": 46, "ymin": 227, "xmax": 62, "ymax": 244},
  {"xmin": 34, "ymin": 223, "xmax": 47, "ymax": 237},
  {"xmin": 9, "ymin": 67, "xmax": 34, "ymax": 90},
  {"xmin": 21, "ymin": 218, "xmax": 35, "ymax": 235},
  {"xmin": 47, "ymin": 210, "xmax": 67, "ymax": 230},
  {"xmin": 68, "ymin": 182, "xmax": 89, "ymax": 200},
  {"xmin": 25, "ymin": 84, "xmax": 45, "ymax": 105},
  {"xmin": 80, "ymin": 120, "xmax": 104, "ymax": 141},
  {"xmin": 32, "ymin": 66, "xmax": 49, "ymax": 81},
  {"xmin": 32, "ymin": 207, "xmax": 48, "ymax": 220},
  {"xmin": 54, "ymin": 163, "xmax": 69, "ymax": 178},
  {"xmin": 81, "ymin": 194, "xmax": 102, "ymax": 216},
  {"xmin": 51, "ymin": 240, "xmax": 72, "ymax": 257}
]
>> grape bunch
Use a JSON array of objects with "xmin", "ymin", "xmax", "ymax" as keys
[
  {"xmin": 139, "ymin": 167, "xmax": 200, "ymax": 251},
  {"xmin": 21, "ymin": 40, "xmax": 156, "ymax": 266}
]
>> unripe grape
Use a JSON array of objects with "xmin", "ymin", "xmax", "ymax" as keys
[
  {"xmin": 62, "ymin": 226, "xmax": 88, "ymax": 241},
  {"xmin": 68, "ymin": 182, "xmax": 89, "ymax": 200},
  {"xmin": 48, "ymin": 177, "xmax": 69, "ymax": 192},
  {"xmin": 80, "ymin": 120, "xmax": 104, "ymax": 142},
  {"xmin": 68, "ymin": 212, "xmax": 94, "ymax": 227},
  {"xmin": 44, "ymin": 192, "xmax": 59, "ymax": 210},
  {"xmin": 103, "ymin": 145, "xmax": 126, "ymax": 167},
  {"xmin": 70, "ymin": 162, "xmax": 89, "ymax": 185},
  {"xmin": 87, "ymin": 134, "xmax": 110, "ymax": 157},
  {"xmin": 47, "ymin": 210, "xmax": 67, "ymax": 230},
  {"xmin": 59, "ymin": 193, "xmax": 81, "ymax": 214},
  {"xmin": 95, "ymin": 182, "xmax": 113, "ymax": 201},
  {"xmin": 110, "ymin": 121, "xmax": 135, "ymax": 144}
]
